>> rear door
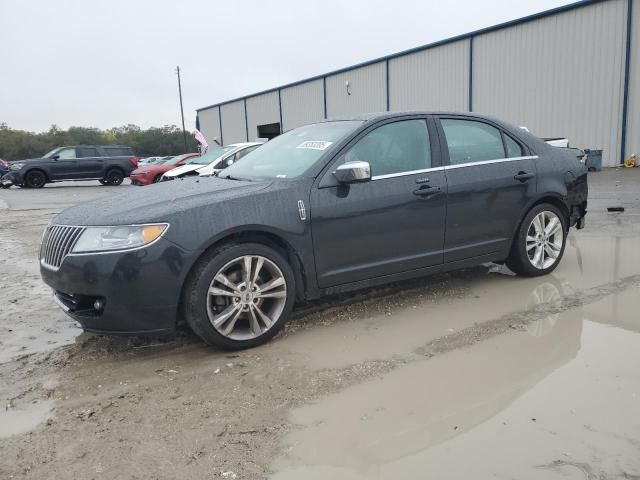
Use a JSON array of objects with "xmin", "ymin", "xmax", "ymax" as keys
[
  {"xmin": 311, "ymin": 116, "xmax": 447, "ymax": 287},
  {"xmin": 76, "ymin": 146, "xmax": 102, "ymax": 178},
  {"xmin": 49, "ymin": 147, "xmax": 80, "ymax": 180},
  {"xmin": 436, "ymin": 116, "xmax": 537, "ymax": 262}
]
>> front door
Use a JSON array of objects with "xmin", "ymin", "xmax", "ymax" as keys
[
  {"xmin": 311, "ymin": 117, "xmax": 447, "ymax": 288},
  {"xmin": 436, "ymin": 116, "xmax": 538, "ymax": 262},
  {"xmin": 49, "ymin": 147, "xmax": 80, "ymax": 180}
]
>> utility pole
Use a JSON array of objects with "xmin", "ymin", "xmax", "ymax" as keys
[{"xmin": 176, "ymin": 65, "xmax": 188, "ymax": 151}]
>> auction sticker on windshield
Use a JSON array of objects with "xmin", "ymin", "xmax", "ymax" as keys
[{"xmin": 296, "ymin": 141, "xmax": 333, "ymax": 150}]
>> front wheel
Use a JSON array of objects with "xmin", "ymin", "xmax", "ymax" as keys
[
  {"xmin": 506, "ymin": 203, "xmax": 567, "ymax": 277},
  {"xmin": 183, "ymin": 242, "xmax": 295, "ymax": 349},
  {"xmin": 24, "ymin": 170, "xmax": 47, "ymax": 188}
]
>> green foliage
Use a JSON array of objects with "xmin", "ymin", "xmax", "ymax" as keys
[{"xmin": 0, "ymin": 123, "xmax": 198, "ymax": 161}]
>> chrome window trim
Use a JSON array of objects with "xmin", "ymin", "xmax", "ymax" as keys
[
  {"xmin": 369, "ymin": 155, "xmax": 538, "ymax": 180},
  {"xmin": 444, "ymin": 155, "xmax": 538, "ymax": 170},
  {"xmin": 372, "ymin": 167, "xmax": 444, "ymax": 181}
]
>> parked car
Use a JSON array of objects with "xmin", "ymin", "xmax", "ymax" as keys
[
  {"xmin": 129, "ymin": 154, "xmax": 198, "ymax": 185},
  {"xmin": 40, "ymin": 112, "xmax": 587, "ymax": 350},
  {"xmin": 138, "ymin": 156, "xmax": 165, "ymax": 166},
  {"xmin": 2, "ymin": 146, "xmax": 138, "ymax": 188},
  {"xmin": 161, "ymin": 143, "xmax": 263, "ymax": 180},
  {"xmin": 0, "ymin": 158, "xmax": 9, "ymax": 177}
]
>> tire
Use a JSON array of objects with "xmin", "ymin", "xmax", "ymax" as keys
[
  {"xmin": 183, "ymin": 242, "xmax": 296, "ymax": 349},
  {"xmin": 153, "ymin": 175, "xmax": 162, "ymax": 183},
  {"xmin": 24, "ymin": 170, "xmax": 47, "ymax": 188},
  {"xmin": 99, "ymin": 179, "xmax": 108, "ymax": 185},
  {"xmin": 506, "ymin": 203, "xmax": 567, "ymax": 277},
  {"xmin": 104, "ymin": 169, "xmax": 124, "ymax": 186}
]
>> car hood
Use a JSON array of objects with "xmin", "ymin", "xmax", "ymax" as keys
[
  {"xmin": 53, "ymin": 177, "xmax": 272, "ymax": 226},
  {"xmin": 163, "ymin": 164, "xmax": 204, "ymax": 177},
  {"xmin": 131, "ymin": 165, "xmax": 172, "ymax": 175}
]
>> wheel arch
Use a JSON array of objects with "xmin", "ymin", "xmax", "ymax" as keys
[
  {"xmin": 177, "ymin": 227, "xmax": 308, "ymax": 323},
  {"xmin": 24, "ymin": 168, "xmax": 50, "ymax": 185},
  {"xmin": 506, "ymin": 193, "xmax": 570, "ymax": 259}
]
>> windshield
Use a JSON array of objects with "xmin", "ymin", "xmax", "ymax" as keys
[
  {"xmin": 157, "ymin": 156, "xmax": 175, "ymax": 165},
  {"xmin": 188, "ymin": 146, "xmax": 236, "ymax": 166},
  {"xmin": 220, "ymin": 121, "xmax": 361, "ymax": 179}
]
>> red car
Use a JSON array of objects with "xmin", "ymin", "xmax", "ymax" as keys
[{"xmin": 130, "ymin": 153, "xmax": 199, "ymax": 185}]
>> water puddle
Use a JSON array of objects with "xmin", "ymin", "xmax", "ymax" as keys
[
  {"xmin": 272, "ymin": 287, "xmax": 640, "ymax": 479},
  {"xmin": 0, "ymin": 399, "xmax": 54, "ymax": 439}
]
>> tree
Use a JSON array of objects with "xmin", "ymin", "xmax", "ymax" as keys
[{"xmin": 0, "ymin": 124, "xmax": 198, "ymax": 160}]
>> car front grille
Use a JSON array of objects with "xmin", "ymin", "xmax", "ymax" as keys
[{"xmin": 40, "ymin": 225, "xmax": 85, "ymax": 270}]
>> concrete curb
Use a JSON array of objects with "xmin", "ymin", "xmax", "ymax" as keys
[{"xmin": 0, "ymin": 198, "xmax": 8, "ymax": 211}]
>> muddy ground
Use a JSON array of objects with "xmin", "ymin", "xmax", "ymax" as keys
[{"xmin": 1, "ymin": 171, "xmax": 639, "ymax": 479}]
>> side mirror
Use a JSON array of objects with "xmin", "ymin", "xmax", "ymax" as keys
[
  {"xmin": 226, "ymin": 159, "xmax": 234, "ymax": 166},
  {"xmin": 52, "ymin": 155, "xmax": 60, "ymax": 161},
  {"xmin": 333, "ymin": 161, "xmax": 371, "ymax": 184}
]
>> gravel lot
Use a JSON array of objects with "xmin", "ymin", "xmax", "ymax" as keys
[{"xmin": 1, "ymin": 171, "xmax": 639, "ymax": 479}]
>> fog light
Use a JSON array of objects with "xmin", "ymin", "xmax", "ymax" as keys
[{"xmin": 93, "ymin": 298, "xmax": 105, "ymax": 312}]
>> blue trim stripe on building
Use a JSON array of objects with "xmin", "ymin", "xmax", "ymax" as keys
[
  {"xmin": 244, "ymin": 98, "xmax": 249, "ymax": 141},
  {"xmin": 196, "ymin": 0, "xmax": 603, "ymax": 112},
  {"xmin": 385, "ymin": 59, "xmax": 390, "ymax": 111},
  {"xmin": 620, "ymin": 0, "xmax": 633, "ymax": 164},
  {"xmin": 468, "ymin": 36, "xmax": 474, "ymax": 112},
  {"xmin": 218, "ymin": 106, "xmax": 223, "ymax": 146},
  {"xmin": 323, "ymin": 76, "xmax": 328, "ymax": 119},
  {"xmin": 278, "ymin": 89, "xmax": 283, "ymax": 133}
]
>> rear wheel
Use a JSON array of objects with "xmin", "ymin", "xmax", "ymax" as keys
[
  {"xmin": 183, "ymin": 242, "xmax": 295, "ymax": 349},
  {"xmin": 24, "ymin": 170, "xmax": 47, "ymax": 188},
  {"xmin": 104, "ymin": 169, "xmax": 124, "ymax": 186},
  {"xmin": 507, "ymin": 203, "xmax": 567, "ymax": 277}
]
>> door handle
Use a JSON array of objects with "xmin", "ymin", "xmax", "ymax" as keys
[
  {"xmin": 413, "ymin": 185, "xmax": 441, "ymax": 197},
  {"xmin": 514, "ymin": 171, "xmax": 535, "ymax": 182}
]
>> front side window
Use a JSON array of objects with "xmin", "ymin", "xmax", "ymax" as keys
[
  {"xmin": 342, "ymin": 119, "xmax": 431, "ymax": 177},
  {"xmin": 57, "ymin": 148, "xmax": 76, "ymax": 159},
  {"xmin": 441, "ymin": 119, "xmax": 505, "ymax": 165}
]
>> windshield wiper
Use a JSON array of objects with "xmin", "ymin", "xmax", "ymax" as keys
[{"xmin": 223, "ymin": 174, "xmax": 251, "ymax": 181}]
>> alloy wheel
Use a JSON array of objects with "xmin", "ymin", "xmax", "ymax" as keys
[
  {"xmin": 526, "ymin": 211, "xmax": 564, "ymax": 270},
  {"xmin": 206, "ymin": 255, "xmax": 287, "ymax": 341}
]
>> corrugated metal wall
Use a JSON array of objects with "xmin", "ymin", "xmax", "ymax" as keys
[
  {"xmin": 197, "ymin": 106, "xmax": 221, "ymax": 146},
  {"xmin": 389, "ymin": 40, "xmax": 470, "ymax": 111},
  {"xmin": 626, "ymin": 0, "xmax": 640, "ymax": 158},
  {"xmin": 200, "ymin": 0, "xmax": 636, "ymax": 164},
  {"xmin": 220, "ymin": 100, "xmax": 247, "ymax": 144},
  {"xmin": 280, "ymin": 79, "xmax": 325, "ymax": 131},
  {"xmin": 325, "ymin": 62, "xmax": 386, "ymax": 118},
  {"xmin": 473, "ymin": 0, "xmax": 627, "ymax": 167},
  {"xmin": 246, "ymin": 91, "xmax": 280, "ymax": 141}
]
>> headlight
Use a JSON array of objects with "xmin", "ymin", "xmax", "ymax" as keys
[
  {"xmin": 71, "ymin": 224, "xmax": 168, "ymax": 253},
  {"xmin": 10, "ymin": 163, "xmax": 25, "ymax": 171}
]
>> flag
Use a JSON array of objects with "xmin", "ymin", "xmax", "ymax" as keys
[{"xmin": 193, "ymin": 129, "xmax": 209, "ymax": 154}]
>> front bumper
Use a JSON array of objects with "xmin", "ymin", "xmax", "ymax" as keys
[
  {"xmin": 129, "ymin": 173, "xmax": 152, "ymax": 186},
  {"xmin": 40, "ymin": 237, "xmax": 190, "ymax": 336},
  {"xmin": 2, "ymin": 171, "xmax": 23, "ymax": 185}
]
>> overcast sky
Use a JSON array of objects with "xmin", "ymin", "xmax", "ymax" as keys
[{"xmin": 0, "ymin": 0, "xmax": 572, "ymax": 132}]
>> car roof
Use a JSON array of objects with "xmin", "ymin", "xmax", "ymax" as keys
[
  {"xmin": 227, "ymin": 142, "xmax": 263, "ymax": 147},
  {"xmin": 322, "ymin": 111, "xmax": 508, "ymax": 123}
]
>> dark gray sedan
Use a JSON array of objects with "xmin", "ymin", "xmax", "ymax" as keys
[{"xmin": 39, "ymin": 112, "xmax": 587, "ymax": 349}]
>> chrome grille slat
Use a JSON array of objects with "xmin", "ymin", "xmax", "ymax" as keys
[{"xmin": 40, "ymin": 225, "xmax": 85, "ymax": 270}]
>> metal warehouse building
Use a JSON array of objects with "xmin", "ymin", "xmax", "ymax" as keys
[{"xmin": 196, "ymin": 0, "xmax": 639, "ymax": 168}]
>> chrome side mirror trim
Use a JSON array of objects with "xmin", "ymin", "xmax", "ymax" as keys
[{"xmin": 333, "ymin": 161, "xmax": 371, "ymax": 184}]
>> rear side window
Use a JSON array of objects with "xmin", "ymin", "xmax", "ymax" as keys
[
  {"xmin": 504, "ymin": 133, "xmax": 524, "ymax": 158},
  {"xmin": 78, "ymin": 147, "xmax": 99, "ymax": 158},
  {"xmin": 343, "ymin": 119, "xmax": 431, "ymax": 177},
  {"xmin": 104, "ymin": 147, "xmax": 131, "ymax": 157},
  {"xmin": 441, "ymin": 119, "xmax": 505, "ymax": 165}
]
